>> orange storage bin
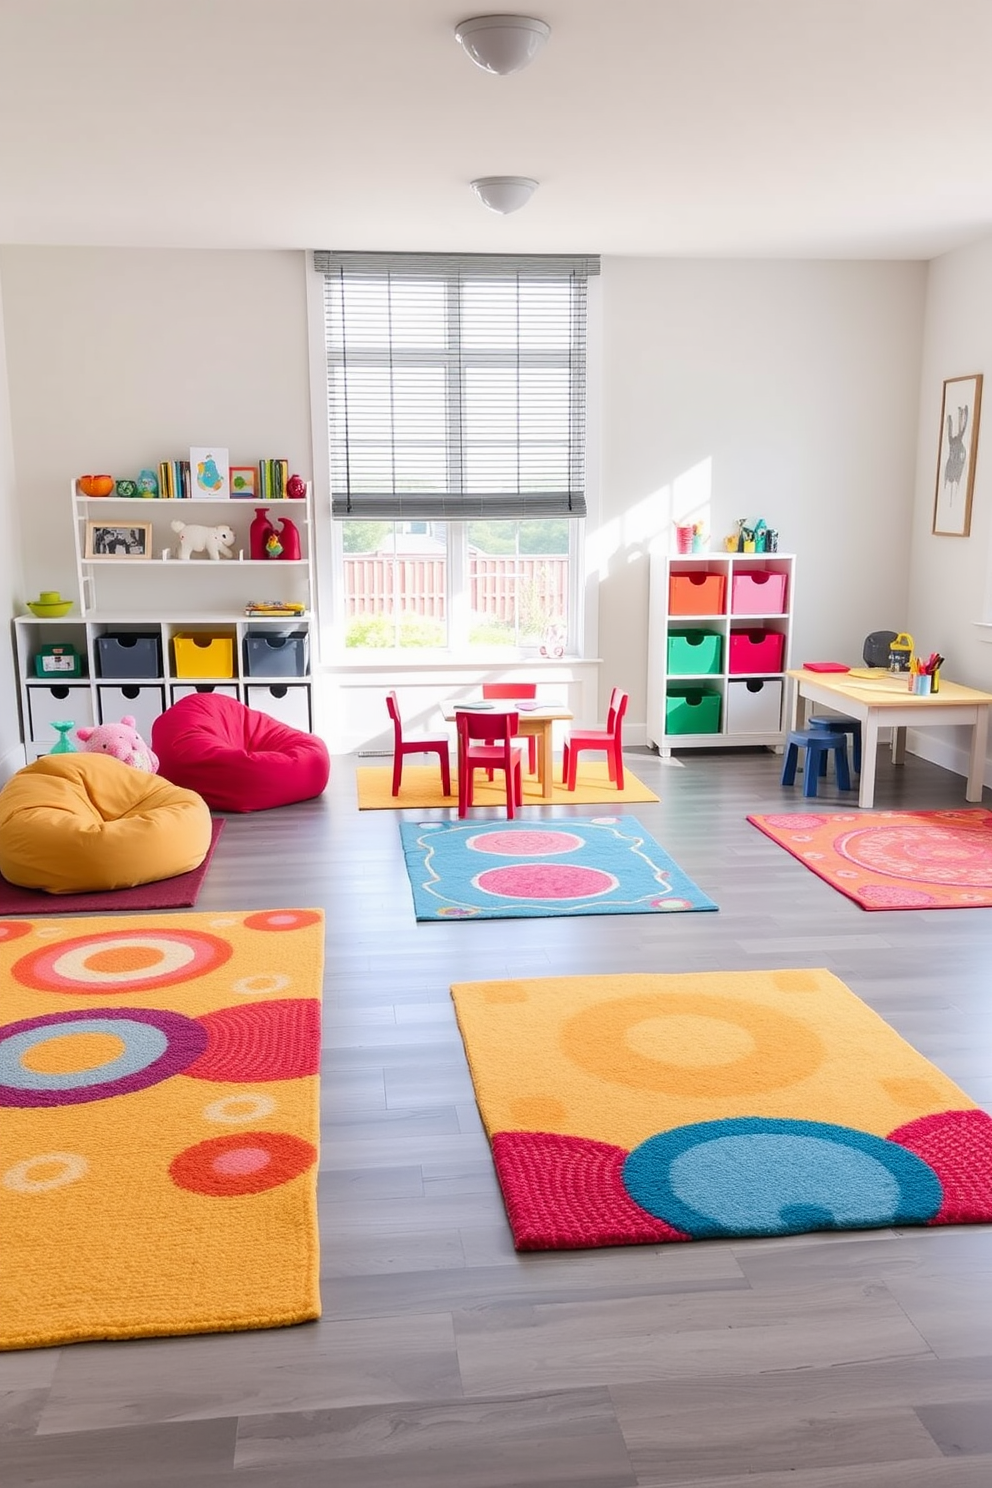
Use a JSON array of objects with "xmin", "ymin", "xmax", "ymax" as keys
[{"xmin": 668, "ymin": 571, "xmax": 727, "ymax": 616}]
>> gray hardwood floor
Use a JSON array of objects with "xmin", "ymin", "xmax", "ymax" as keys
[{"xmin": 3, "ymin": 744, "xmax": 992, "ymax": 1486}]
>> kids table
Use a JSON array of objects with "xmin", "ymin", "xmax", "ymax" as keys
[{"xmin": 786, "ymin": 669, "xmax": 992, "ymax": 809}]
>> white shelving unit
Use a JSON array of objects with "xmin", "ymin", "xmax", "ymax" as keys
[
  {"xmin": 14, "ymin": 485, "xmax": 318, "ymax": 759},
  {"xmin": 646, "ymin": 550, "xmax": 795, "ymax": 755}
]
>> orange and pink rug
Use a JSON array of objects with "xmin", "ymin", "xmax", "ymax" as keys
[{"xmin": 747, "ymin": 808, "xmax": 992, "ymax": 910}]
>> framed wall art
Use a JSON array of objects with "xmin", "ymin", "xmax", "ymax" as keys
[
  {"xmin": 189, "ymin": 446, "xmax": 230, "ymax": 500},
  {"xmin": 84, "ymin": 522, "xmax": 153, "ymax": 559},
  {"xmin": 933, "ymin": 373, "xmax": 983, "ymax": 537},
  {"xmin": 229, "ymin": 465, "xmax": 256, "ymax": 498}
]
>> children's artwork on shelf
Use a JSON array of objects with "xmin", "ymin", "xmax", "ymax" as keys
[
  {"xmin": 189, "ymin": 447, "xmax": 230, "ymax": 500},
  {"xmin": 230, "ymin": 466, "xmax": 256, "ymax": 498}
]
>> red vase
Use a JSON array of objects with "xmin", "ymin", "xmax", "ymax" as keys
[
  {"xmin": 250, "ymin": 507, "xmax": 275, "ymax": 561},
  {"xmin": 273, "ymin": 515, "xmax": 301, "ymax": 561}
]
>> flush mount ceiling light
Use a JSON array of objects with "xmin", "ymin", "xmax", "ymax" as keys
[
  {"xmin": 455, "ymin": 15, "xmax": 550, "ymax": 74},
  {"xmin": 470, "ymin": 176, "xmax": 539, "ymax": 214}
]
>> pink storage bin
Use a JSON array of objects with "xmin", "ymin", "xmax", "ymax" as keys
[
  {"xmin": 728, "ymin": 629, "xmax": 786, "ymax": 674},
  {"xmin": 731, "ymin": 570, "xmax": 787, "ymax": 615}
]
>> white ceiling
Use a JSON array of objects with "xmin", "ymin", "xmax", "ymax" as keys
[{"xmin": 2, "ymin": 0, "xmax": 991, "ymax": 260}]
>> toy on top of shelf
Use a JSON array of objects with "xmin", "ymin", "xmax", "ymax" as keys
[
  {"xmin": 265, "ymin": 531, "xmax": 283, "ymax": 559},
  {"xmin": 170, "ymin": 520, "xmax": 235, "ymax": 561},
  {"xmin": 75, "ymin": 716, "xmax": 158, "ymax": 772},
  {"xmin": 115, "ymin": 478, "xmax": 138, "ymax": 497},
  {"xmin": 136, "ymin": 468, "xmax": 159, "ymax": 498}
]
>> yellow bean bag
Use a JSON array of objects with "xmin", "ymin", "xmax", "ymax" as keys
[{"xmin": 0, "ymin": 753, "xmax": 212, "ymax": 894}]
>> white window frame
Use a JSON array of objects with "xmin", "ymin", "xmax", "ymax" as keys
[{"xmin": 305, "ymin": 255, "xmax": 599, "ymax": 665}]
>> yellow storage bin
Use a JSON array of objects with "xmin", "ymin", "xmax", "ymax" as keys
[{"xmin": 172, "ymin": 634, "xmax": 235, "ymax": 679}]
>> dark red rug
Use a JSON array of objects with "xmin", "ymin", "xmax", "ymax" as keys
[{"xmin": 0, "ymin": 819, "xmax": 224, "ymax": 915}]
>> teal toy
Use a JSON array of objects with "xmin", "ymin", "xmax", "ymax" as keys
[
  {"xmin": 49, "ymin": 720, "xmax": 77, "ymax": 754},
  {"xmin": 136, "ymin": 468, "xmax": 159, "ymax": 498}
]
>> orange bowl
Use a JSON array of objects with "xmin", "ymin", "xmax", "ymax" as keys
[{"xmin": 78, "ymin": 474, "xmax": 115, "ymax": 497}]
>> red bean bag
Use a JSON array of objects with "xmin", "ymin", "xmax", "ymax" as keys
[{"xmin": 152, "ymin": 693, "xmax": 329, "ymax": 813}]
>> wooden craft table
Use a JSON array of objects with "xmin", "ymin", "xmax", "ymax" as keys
[
  {"xmin": 787, "ymin": 669, "xmax": 992, "ymax": 809},
  {"xmin": 441, "ymin": 702, "xmax": 572, "ymax": 801}
]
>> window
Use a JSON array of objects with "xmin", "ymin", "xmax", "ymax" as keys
[{"xmin": 314, "ymin": 251, "xmax": 598, "ymax": 653}]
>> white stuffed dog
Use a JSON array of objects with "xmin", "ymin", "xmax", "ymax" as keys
[{"xmin": 170, "ymin": 520, "xmax": 236, "ymax": 561}]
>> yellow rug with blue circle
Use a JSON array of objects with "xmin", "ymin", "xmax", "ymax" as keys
[
  {"xmin": 451, "ymin": 968, "xmax": 992, "ymax": 1250},
  {"xmin": 0, "ymin": 908, "xmax": 323, "ymax": 1350}
]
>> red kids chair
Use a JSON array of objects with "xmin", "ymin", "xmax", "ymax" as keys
[
  {"xmin": 481, "ymin": 682, "xmax": 538, "ymax": 774},
  {"xmin": 385, "ymin": 691, "xmax": 452, "ymax": 797},
  {"xmin": 456, "ymin": 709, "xmax": 525, "ymax": 819},
  {"xmin": 561, "ymin": 687, "xmax": 629, "ymax": 792}
]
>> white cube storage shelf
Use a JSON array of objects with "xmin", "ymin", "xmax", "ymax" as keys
[
  {"xmin": 171, "ymin": 683, "xmax": 240, "ymax": 704},
  {"xmin": 647, "ymin": 550, "xmax": 795, "ymax": 754},
  {"xmin": 245, "ymin": 684, "xmax": 312, "ymax": 732},
  {"xmin": 97, "ymin": 685, "xmax": 167, "ymax": 742},
  {"xmin": 27, "ymin": 682, "xmax": 96, "ymax": 745},
  {"xmin": 13, "ymin": 483, "xmax": 318, "ymax": 760},
  {"xmin": 725, "ymin": 678, "xmax": 783, "ymax": 734}
]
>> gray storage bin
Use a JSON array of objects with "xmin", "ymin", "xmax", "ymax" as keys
[
  {"xmin": 243, "ymin": 631, "xmax": 309, "ymax": 678},
  {"xmin": 95, "ymin": 632, "xmax": 162, "ymax": 679}
]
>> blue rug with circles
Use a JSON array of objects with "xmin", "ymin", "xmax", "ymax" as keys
[{"xmin": 399, "ymin": 815, "xmax": 717, "ymax": 922}]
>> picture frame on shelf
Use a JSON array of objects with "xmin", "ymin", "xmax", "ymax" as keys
[
  {"xmin": 230, "ymin": 465, "xmax": 256, "ymax": 499},
  {"xmin": 932, "ymin": 373, "xmax": 983, "ymax": 537},
  {"xmin": 84, "ymin": 522, "xmax": 153, "ymax": 559},
  {"xmin": 189, "ymin": 446, "xmax": 230, "ymax": 500}
]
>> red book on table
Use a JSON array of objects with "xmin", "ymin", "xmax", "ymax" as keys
[{"xmin": 802, "ymin": 662, "xmax": 851, "ymax": 673}]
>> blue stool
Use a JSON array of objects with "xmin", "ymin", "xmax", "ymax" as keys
[
  {"xmin": 808, "ymin": 714, "xmax": 862, "ymax": 775},
  {"xmin": 781, "ymin": 729, "xmax": 852, "ymax": 797}
]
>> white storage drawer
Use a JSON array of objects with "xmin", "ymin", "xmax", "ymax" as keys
[
  {"xmin": 98, "ymin": 684, "xmax": 166, "ymax": 741},
  {"xmin": 725, "ymin": 678, "xmax": 783, "ymax": 733},
  {"xmin": 245, "ymin": 684, "xmax": 311, "ymax": 732},
  {"xmin": 28, "ymin": 683, "xmax": 95, "ymax": 743},
  {"xmin": 171, "ymin": 683, "xmax": 240, "ymax": 704}
]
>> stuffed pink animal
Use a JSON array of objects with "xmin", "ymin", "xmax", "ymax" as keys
[{"xmin": 75, "ymin": 715, "xmax": 159, "ymax": 773}]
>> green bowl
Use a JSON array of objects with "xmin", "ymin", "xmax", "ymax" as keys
[{"xmin": 27, "ymin": 600, "xmax": 74, "ymax": 618}]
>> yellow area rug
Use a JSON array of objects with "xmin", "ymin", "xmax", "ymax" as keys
[
  {"xmin": 0, "ymin": 908, "xmax": 324, "ymax": 1350},
  {"xmin": 357, "ymin": 760, "xmax": 659, "ymax": 809},
  {"xmin": 451, "ymin": 969, "xmax": 992, "ymax": 1250}
]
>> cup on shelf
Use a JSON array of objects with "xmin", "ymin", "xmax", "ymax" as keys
[{"xmin": 675, "ymin": 525, "xmax": 693, "ymax": 554}]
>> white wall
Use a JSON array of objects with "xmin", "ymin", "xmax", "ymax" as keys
[
  {"xmin": 0, "ymin": 248, "xmax": 313, "ymax": 603},
  {"xmin": 0, "ymin": 247, "xmax": 933, "ymax": 759},
  {"xmin": 0, "ymin": 275, "xmax": 26, "ymax": 778},
  {"xmin": 597, "ymin": 258, "xmax": 928, "ymax": 734},
  {"xmin": 906, "ymin": 237, "xmax": 992, "ymax": 783}
]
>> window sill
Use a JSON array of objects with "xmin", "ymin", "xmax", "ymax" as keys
[{"xmin": 322, "ymin": 654, "xmax": 599, "ymax": 673}]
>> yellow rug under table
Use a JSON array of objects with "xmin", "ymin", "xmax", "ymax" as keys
[
  {"xmin": 357, "ymin": 760, "xmax": 659, "ymax": 810},
  {"xmin": 0, "ymin": 908, "xmax": 324, "ymax": 1350}
]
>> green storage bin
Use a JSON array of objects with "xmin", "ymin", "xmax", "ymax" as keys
[
  {"xmin": 665, "ymin": 687, "xmax": 722, "ymax": 736},
  {"xmin": 667, "ymin": 628, "xmax": 722, "ymax": 676}
]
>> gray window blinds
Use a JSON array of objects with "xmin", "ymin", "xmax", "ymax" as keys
[{"xmin": 315, "ymin": 251, "xmax": 599, "ymax": 521}]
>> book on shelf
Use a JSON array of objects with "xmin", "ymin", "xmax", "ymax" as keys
[
  {"xmin": 157, "ymin": 460, "xmax": 191, "ymax": 499},
  {"xmin": 257, "ymin": 458, "xmax": 289, "ymax": 499}
]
